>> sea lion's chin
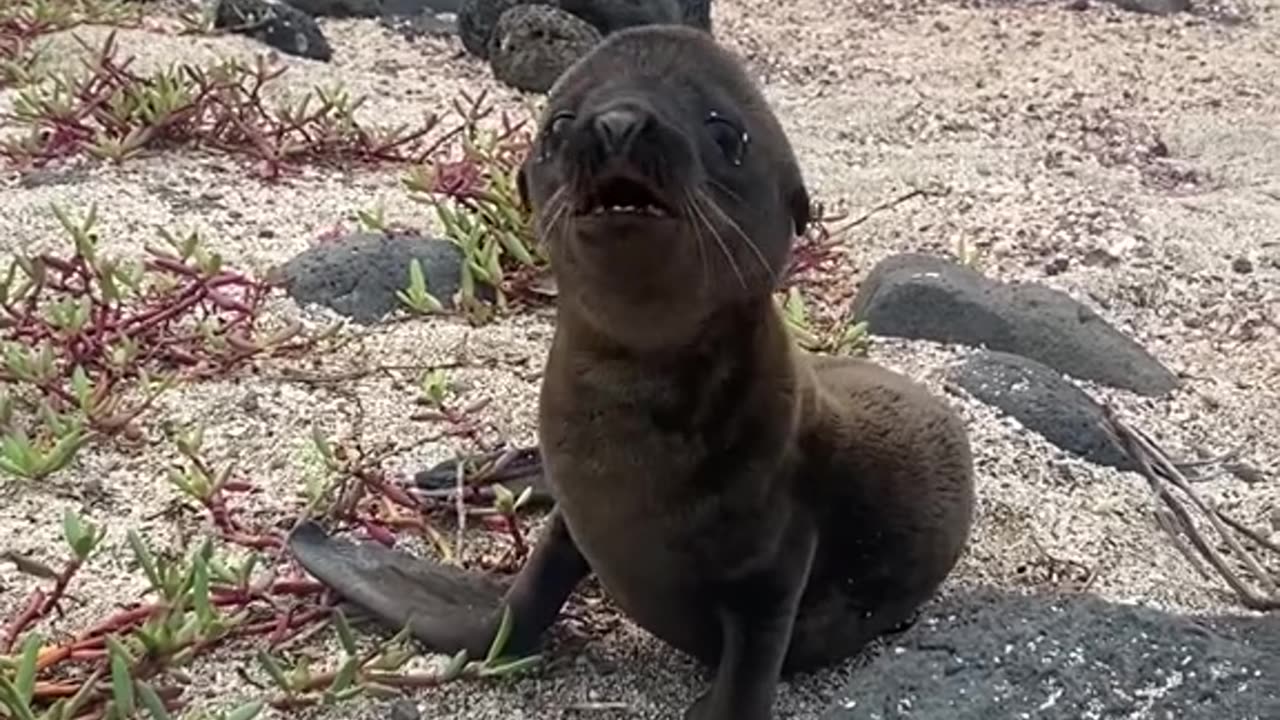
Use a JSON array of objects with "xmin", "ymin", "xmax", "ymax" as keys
[{"xmin": 570, "ymin": 212, "xmax": 681, "ymax": 242}]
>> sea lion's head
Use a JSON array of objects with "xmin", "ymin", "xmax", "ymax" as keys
[{"xmin": 518, "ymin": 25, "xmax": 811, "ymax": 350}]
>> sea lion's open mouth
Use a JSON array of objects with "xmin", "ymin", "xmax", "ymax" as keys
[{"xmin": 576, "ymin": 176, "xmax": 673, "ymax": 218}]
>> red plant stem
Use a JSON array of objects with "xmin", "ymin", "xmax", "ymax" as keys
[
  {"xmin": 270, "ymin": 579, "xmax": 326, "ymax": 596},
  {"xmin": 76, "ymin": 605, "xmax": 159, "ymax": 641},
  {"xmin": 2, "ymin": 589, "xmax": 46, "ymax": 653},
  {"xmin": 237, "ymin": 606, "xmax": 330, "ymax": 645},
  {"xmin": 355, "ymin": 469, "xmax": 422, "ymax": 511},
  {"xmin": 217, "ymin": 530, "xmax": 284, "ymax": 550},
  {"xmin": 0, "ymin": 554, "xmax": 85, "ymax": 652},
  {"xmin": 37, "ymin": 556, "xmax": 84, "ymax": 615}
]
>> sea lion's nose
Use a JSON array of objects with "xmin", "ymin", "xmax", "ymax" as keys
[{"xmin": 592, "ymin": 107, "xmax": 645, "ymax": 155}]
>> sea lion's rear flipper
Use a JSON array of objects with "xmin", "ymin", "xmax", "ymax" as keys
[{"xmin": 288, "ymin": 513, "xmax": 588, "ymax": 659}]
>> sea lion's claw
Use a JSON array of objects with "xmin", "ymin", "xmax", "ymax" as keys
[{"xmin": 287, "ymin": 521, "xmax": 509, "ymax": 656}]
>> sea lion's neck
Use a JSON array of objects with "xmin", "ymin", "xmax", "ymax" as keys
[
  {"xmin": 543, "ymin": 294, "xmax": 802, "ymax": 446},
  {"xmin": 554, "ymin": 294, "xmax": 783, "ymax": 366}
]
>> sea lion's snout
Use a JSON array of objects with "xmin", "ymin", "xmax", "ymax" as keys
[
  {"xmin": 566, "ymin": 100, "xmax": 679, "ymax": 220},
  {"xmin": 591, "ymin": 106, "xmax": 646, "ymax": 157},
  {"xmin": 513, "ymin": 88, "xmax": 693, "ymax": 228}
]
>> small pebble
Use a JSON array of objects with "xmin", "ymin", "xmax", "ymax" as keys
[
  {"xmin": 1231, "ymin": 257, "xmax": 1254, "ymax": 274},
  {"xmin": 389, "ymin": 699, "xmax": 420, "ymax": 720},
  {"xmin": 1225, "ymin": 462, "xmax": 1266, "ymax": 485}
]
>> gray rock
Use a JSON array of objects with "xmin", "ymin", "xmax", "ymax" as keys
[
  {"xmin": 458, "ymin": 0, "xmax": 533, "ymax": 58},
  {"xmin": 379, "ymin": 11, "xmax": 457, "ymax": 39},
  {"xmin": 1106, "ymin": 0, "xmax": 1192, "ymax": 15},
  {"xmin": 458, "ymin": 0, "xmax": 698, "ymax": 61},
  {"xmin": 947, "ymin": 350, "xmax": 1133, "ymax": 470},
  {"xmin": 823, "ymin": 588, "xmax": 1280, "ymax": 720},
  {"xmin": 283, "ymin": 0, "xmax": 460, "ymax": 15},
  {"xmin": 553, "ymin": 0, "xmax": 681, "ymax": 35},
  {"xmin": 387, "ymin": 699, "xmax": 421, "ymax": 720},
  {"xmin": 215, "ymin": 0, "xmax": 333, "ymax": 61},
  {"xmin": 276, "ymin": 232, "xmax": 464, "ymax": 324},
  {"xmin": 283, "ymin": 0, "xmax": 381, "ymax": 15},
  {"xmin": 488, "ymin": 5, "xmax": 601, "ymax": 93},
  {"xmin": 850, "ymin": 253, "xmax": 1179, "ymax": 397},
  {"xmin": 678, "ymin": 0, "xmax": 711, "ymax": 30},
  {"xmin": 382, "ymin": 0, "xmax": 461, "ymax": 12}
]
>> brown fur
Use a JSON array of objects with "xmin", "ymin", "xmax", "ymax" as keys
[
  {"xmin": 289, "ymin": 25, "xmax": 975, "ymax": 720},
  {"xmin": 516, "ymin": 25, "xmax": 976, "ymax": 719}
]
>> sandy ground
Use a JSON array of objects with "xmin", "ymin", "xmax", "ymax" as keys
[{"xmin": 2, "ymin": 0, "xmax": 1279, "ymax": 718}]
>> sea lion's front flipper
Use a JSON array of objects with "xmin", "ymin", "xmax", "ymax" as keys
[
  {"xmin": 687, "ymin": 520, "xmax": 818, "ymax": 720},
  {"xmin": 288, "ymin": 521, "xmax": 509, "ymax": 656},
  {"xmin": 288, "ymin": 511, "xmax": 588, "ymax": 659}
]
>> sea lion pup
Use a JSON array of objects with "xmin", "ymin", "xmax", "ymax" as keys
[{"xmin": 289, "ymin": 25, "xmax": 975, "ymax": 720}]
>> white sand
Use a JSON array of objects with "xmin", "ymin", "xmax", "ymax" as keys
[{"xmin": 2, "ymin": 1, "xmax": 1278, "ymax": 718}]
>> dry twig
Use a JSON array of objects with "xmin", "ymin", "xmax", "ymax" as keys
[{"xmin": 1101, "ymin": 405, "xmax": 1280, "ymax": 611}]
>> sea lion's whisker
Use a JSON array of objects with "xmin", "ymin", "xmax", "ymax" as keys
[
  {"xmin": 687, "ymin": 190, "xmax": 747, "ymax": 290},
  {"xmin": 696, "ymin": 187, "xmax": 776, "ymax": 284},
  {"xmin": 681, "ymin": 193, "xmax": 713, "ymax": 298},
  {"xmin": 538, "ymin": 187, "xmax": 570, "ymax": 238},
  {"xmin": 707, "ymin": 177, "xmax": 746, "ymax": 206}
]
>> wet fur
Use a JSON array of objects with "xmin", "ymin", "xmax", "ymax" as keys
[{"xmin": 290, "ymin": 25, "xmax": 975, "ymax": 720}]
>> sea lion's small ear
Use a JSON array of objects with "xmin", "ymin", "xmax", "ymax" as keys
[
  {"xmin": 789, "ymin": 186, "xmax": 812, "ymax": 237},
  {"xmin": 517, "ymin": 161, "xmax": 531, "ymax": 210}
]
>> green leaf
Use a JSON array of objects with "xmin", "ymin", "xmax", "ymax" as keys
[
  {"xmin": 513, "ymin": 485, "xmax": 534, "ymax": 511},
  {"xmin": 107, "ymin": 636, "xmax": 136, "ymax": 718},
  {"xmin": 0, "ymin": 677, "xmax": 38, "ymax": 720},
  {"xmin": 129, "ymin": 530, "xmax": 162, "ymax": 592},
  {"xmin": 408, "ymin": 258, "xmax": 427, "ymax": 295},
  {"xmin": 440, "ymin": 648, "xmax": 469, "ymax": 681},
  {"xmin": 289, "ymin": 657, "xmax": 312, "ymax": 691},
  {"xmin": 191, "ymin": 547, "xmax": 212, "ymax": 625},
  {"xmin": 224, "ymin": 700, "xmax": 265, "ymax": 720},
  {"xmin": 176, "ymin": 425, "xmax": 204, "ymax": 458},
  {"xmin": 59, "ymin": 667, "xmax": 102, "ymax": 720},
  {"xmin": 257, "ymin": 651, "xmax": 291, "ymax": 691},
  {"xmin": 484, "ymin": 605, "xmax": 514, "ymax": 666},
  {"xmin": 332, "ymin": 608, "xmax": 357, "ymax": 656},
  {"xmin": 135, "ymin": 682, "xmax": 173, "ymax": 720},
  {"xmin": 0, "ymin": 430, "xmax": 37, "ymax": 478},
  {"xmin": 477, "ymin": 653, "xmax": 542, "ymax": 677},
  {"xmin": 361, "ymin": 682, "xmax": 401, "ymax": 699},
  {"xmin": 42, "ymin": 428, "xmax": 87, "ymax": 480},
  {"xmin": 492, "ymin": 482, "xmax": 514, "ymax": 514},
  {"xmin": 62, "ymin": 509, "xmax": 85, "ymax": 553},
  {"xmin": 328, "ymin": 656, "xmax": 359, "ymax": 693},
  {"xmin": 66, "ymin": 510, "xmax": 101, "ymax": 560},
  {"xmin": 70, "ymin": 366, "xmax": 92, "ymax": 409},
  {"xmin": 15, "ymin": 632, "xmax": 41, "ymax": 704},
  {"xmin": 310, "ymin": 426, "xmax": 335, "ymax": 468}
]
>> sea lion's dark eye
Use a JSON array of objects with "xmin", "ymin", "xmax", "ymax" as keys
[
  {"xmin": 705, "ymin": 111, "xmax": 748, "ymax": 166},
  {"xmin": 548, "ymin": 112, "xmax": 575, "ymax": 140},
  {"xmin": 539, "ymin": 111, "xmax": 576, "ymax": 161}
]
